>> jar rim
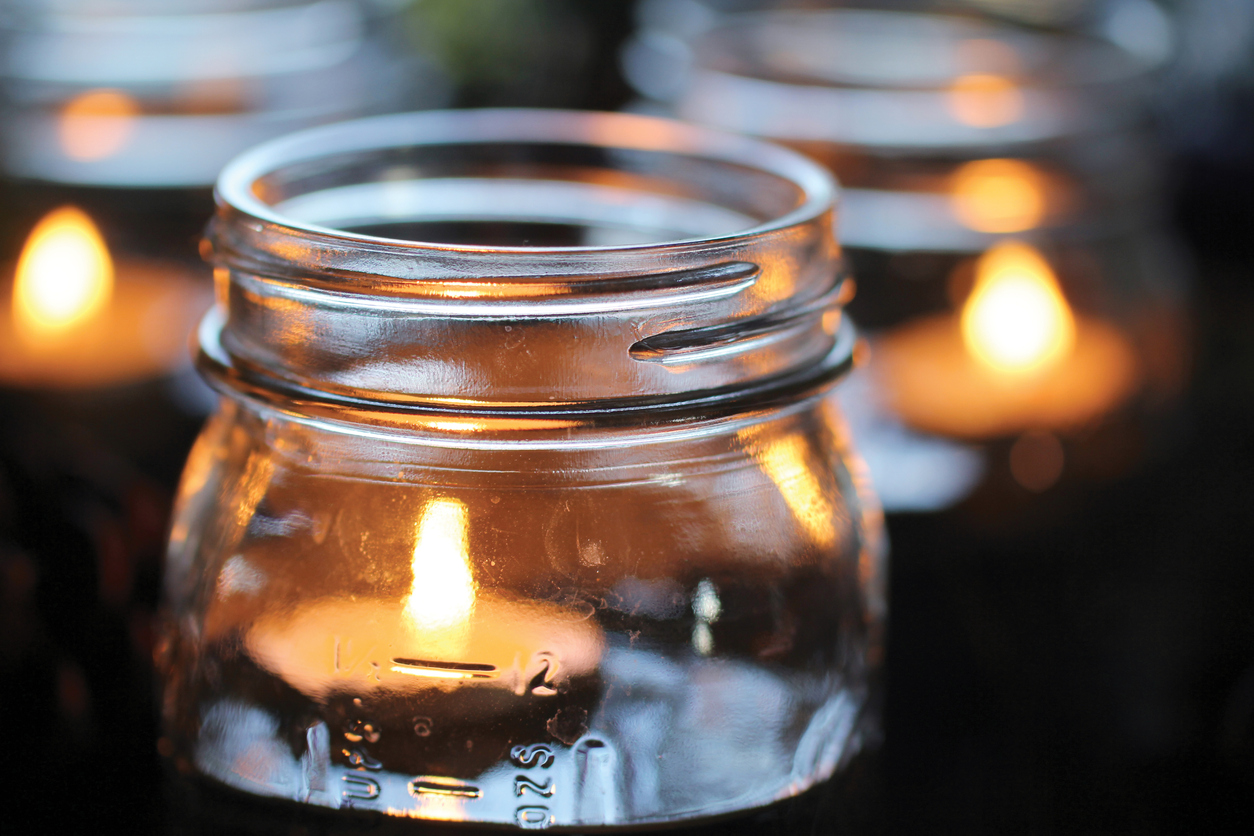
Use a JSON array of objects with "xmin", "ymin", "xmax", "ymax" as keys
[
  {"xmin": 206, "ymin": 108, "xmax": 849, "ymax": 412},
  {"xmin": 213, "ymin": 107, "xmax": 839, "ymax": 257},
  {"xmin": 691, "ymin": 9, "xmax": 1161, "ymax": 91},
  {"xmin": 673, "ymin": 8, "xmax": 1162, "ymax": 152}
]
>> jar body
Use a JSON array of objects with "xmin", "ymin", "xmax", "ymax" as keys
[
  {"xmin": 159, "ymin": 107, "xmax": 881, "ymax": 829},
  {"xmin": 160, "ymin": 390, "xmax": 883, "ymax": 829}
]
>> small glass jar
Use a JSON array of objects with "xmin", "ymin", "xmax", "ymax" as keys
[
  {"xmin": 0, "ymin": 0, "xmax": 441, "ymax": 264},
  {"xmin": 159, "ymin": 109, "xmax": 885, "ymax": 830},
  {"xmin": 0, "ymin": 0, "xmax": 433, "ymax": 189}
]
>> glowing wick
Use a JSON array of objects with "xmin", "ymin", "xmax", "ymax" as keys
[
  {"xmin": 13, "ymin": 207, "xmax": 113, "ymax": 341},
  {"xmin": 404, "ymin": 498, "xmax": 476, "ymax": 640},
  {"xmin": 961, "ymin": 241, "xmax": 1075, "ymax": 374},
  {"xmin": 950, "ymin": 159, "xmax": 1046, "ymax": 233}
]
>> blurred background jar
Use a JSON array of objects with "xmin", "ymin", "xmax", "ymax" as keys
[
  {"xmin": 624, "ymin": 5, "xmax": 1254, "ymax": 835},
  {"xmin": 0, "ymin": 0, "xmax": 442, "ymax": 256},
  {"xmin": 625, "ymin": 0, "xmax": 1191, "ymax": 518}
]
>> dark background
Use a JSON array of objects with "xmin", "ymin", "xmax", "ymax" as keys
[{"xmin": 3, "ymin": 2, "xmax": 1254, "ymax": 833}]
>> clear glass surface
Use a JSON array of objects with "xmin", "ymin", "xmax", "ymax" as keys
[{"xmin": 158, "ymin": 109, "xmax": 884, "ymax": 830}]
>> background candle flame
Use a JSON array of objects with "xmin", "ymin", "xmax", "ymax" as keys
[
  {"xmin": 961, "ymin": 241, "xmax": 1075, "ymax": 373},
  {"xmin": 58, "ymin": 88, "xmax": 141, "ymax": 162},
  {"xmin": 404, "ymin": 497, "xmax": 476, "ymax": 642},
  {"xmin": 13, "ymin": 206, "xmax": 114, "ymax": 340}
]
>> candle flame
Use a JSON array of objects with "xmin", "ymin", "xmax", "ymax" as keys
[
  {"xmin": 59, "ymin": 89, "xmax": 140, "ymax": 161},
  {"xmin": 947, "ymin": 73, "xmax": 1023, "ymax": 128},
  {"xmin": 961, "ymin": 241, "xmax": 1075, "ymax": 374},
  {"xmin": 950, "ymin": 159, "xmax": 1045, "ymax": 233},
  {"xmin": 13, "ymin": 207, "xmax": 113, "ymax": 340},
  {"xmin": 404, "ymin": 498, "xmax": 475, "ymax": 646}
]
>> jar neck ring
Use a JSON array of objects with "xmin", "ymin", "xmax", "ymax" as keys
[{"xmin": 197, "ymin": 308, "xmax": 858, "ymax": 426}]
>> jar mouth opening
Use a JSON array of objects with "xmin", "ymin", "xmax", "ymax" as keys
[{"xmin": 214, "ymin": 108, "xmax": 837, "ymax": 254}]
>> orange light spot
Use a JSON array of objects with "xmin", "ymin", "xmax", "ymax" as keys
[
  {"xmin": 752, "ymin": 434, "xmax": 837, "ymax": 550},
  {"xmin": 947, "ymin": 73, "xmax": 1023, "ymax": 128},
  {"xmin": 59, "ymin": 89, "xmax": 140, "ymax": 161},
  {"xmin": 950, "ymin": 158, "xmax": 1046, "ymax": 233},
  {"xmin": 13, "ymin": 207, "xmax": 113, "ymax": 341},
  {"xmin": 961, "ymin": 241, "xmax": 1074, "ymax": 374},
  {"xmin": 1009, "ymin": 430, "xmax": 1065, "ymax": 492}
]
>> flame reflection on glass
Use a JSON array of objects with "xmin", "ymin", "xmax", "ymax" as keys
[
  {"xmin": 961, "ymin": 241, "xmax": 1076, "ymax": 374},
  {"xmin": 753, "ymin": 435, "xmax": 837, "ymax": 551},
  {"xmin": 13, "ymin": 206, "xmax": 113, "ymax": 341},
  {"xmin": 950, "ymin": 158, "xmax": 1046, "ymax": 233},
  {"xmin": 58, "ymin": 88, "xmax": 141, "ymax": 161},
  {"xmin": 403, "ymin": 497, "xmax": 476, "ymax": 656},
  {"xmin": 947, "ymin": 73, "xmax": 1023, "ymax": 127}
]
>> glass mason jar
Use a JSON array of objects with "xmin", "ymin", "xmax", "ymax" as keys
[{"xmin": 158, "ymin": 110, "xmax": 885, "ymax": 830}]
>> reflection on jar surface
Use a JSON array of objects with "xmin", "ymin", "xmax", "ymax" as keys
[{"xmin": 158, "ymin": 110, "xmax": 884, "ymax": 830}]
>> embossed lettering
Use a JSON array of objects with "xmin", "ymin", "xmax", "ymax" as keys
[
  {"xmin": 514, "ymin": 776, "xmax": 554, "ymax": 798},
  {"xmin": 410, "ymin": 777, "xmax": 482, "ymax": 798},
  {"xmin": 515, "ymin": 806, "xmax": 553, "ymax": 829},
  {"xmin": 341, "ymin": 774, "xmax": 379, "ymax": 801},
  {"xmin": 510, "ymin": 743, "xmax": 555, "ymax": 769},
  {"xmin": 334, "ymin": 637, "xmax": 376, "ymax": 677},
  {"xmin": 392, "ymin": 657, "xmax": 498, "ymax": 680},
  {"xmin": 344, "ymin": 719, "xmax": 381, "ymax": 743},
  {"xmin": 526, "ymin": 652, "xmax": 560, "ymax": 697},
  {"xmin": 342, "ymin": 748, "xmax": 382, "ymax": 770}
]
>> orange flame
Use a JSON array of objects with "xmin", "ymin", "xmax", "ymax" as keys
[
  {"xmin": 13, "ymin": 207, "xmax": 113, "ymax": 341},
  {"xmin": 404, "ymin": 497, "xmax": 476, "ymax": 655},
  {"xmin": 961, "ymin": 241, "xmax": 1075, "ymax": 374}
]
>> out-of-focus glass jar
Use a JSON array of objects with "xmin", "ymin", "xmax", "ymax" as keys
[
  {"xmin": 159, "ymin": 109, "xmax": 884, "ymax": 830},
  {"xmin": 651, "ymin": 8, "xmax": 1189, "ymax": 514},
  {"xmin": 0, "ymin": 0, "xmax": 443, "ymax": 263},
  {"xmin": 0, "ymin": 0, "xmax": 434, "ymax": 189}
]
